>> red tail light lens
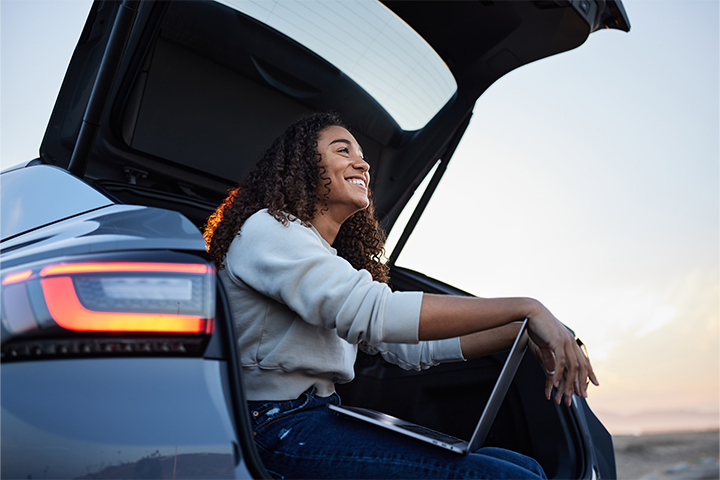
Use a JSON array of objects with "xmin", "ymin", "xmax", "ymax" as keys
[
  {"xmin": 40, "ymin": 277, "xmax": 210, "ymax": 333},
  {"xmin": 2, "ymin": 258, "xmax": 215, "ymax": 336}
]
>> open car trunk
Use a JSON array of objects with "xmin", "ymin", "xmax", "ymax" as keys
[{"xmin": 41, "ymin": 0, "xmax": 629, "ymax": 234}]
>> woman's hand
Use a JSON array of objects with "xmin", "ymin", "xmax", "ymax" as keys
[
  {"xmin": 527, "ymin": 337, "xmax": 557, "ymax": 402},
  {"xmin": 525, "ymin": 302, "xmax": 599, "ymax": 406},
  {"xmin": 419, "ymin": 294, "xmax": 599, "ymax": 406}
]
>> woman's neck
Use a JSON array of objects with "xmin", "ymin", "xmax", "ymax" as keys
[{"xmin": 310, "ymin": 211, "xmax": 345, "ymax": 245}]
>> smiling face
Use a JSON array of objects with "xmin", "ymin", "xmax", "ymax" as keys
[{"xmin": 315, "ymin": 125, "xmax": 370, "ymax": 223}]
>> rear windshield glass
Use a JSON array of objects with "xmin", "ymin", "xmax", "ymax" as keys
[
  {"xmin": 215, "ymin": 0, "xmax": 457, "ymax": 131},
  {"xmin": 1, "ymin": 166, "xmax": 113, "ymax": 241}
]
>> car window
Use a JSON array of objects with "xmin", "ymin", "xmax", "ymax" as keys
[
  {"xmin": 1, "ymin": 166, "xmax": 113, "ymax": 241},
  {"xmin": 215, "ymin": 0, "xmax": 457, "ymax": 131}
]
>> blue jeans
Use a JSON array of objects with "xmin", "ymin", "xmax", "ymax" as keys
[{"xmin": 248, "ymin": 388, "xmax": 547, "ymax": 479}]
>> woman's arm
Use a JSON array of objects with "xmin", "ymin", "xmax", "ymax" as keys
[
  {"xmin": 459, "ymin": 322, "xmax": 522, "ymax": 359},
  {"xmin": 421, "ymin": 294, "xmax": 598, "ymax": 406}
]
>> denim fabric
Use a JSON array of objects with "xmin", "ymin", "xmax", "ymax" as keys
[{"xmin": 248, "ymin": 388, "xmax": 546, "ymax": 479}]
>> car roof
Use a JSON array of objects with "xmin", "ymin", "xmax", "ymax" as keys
[{"xmin": 40, "ymin": 0, "xmax": 629, "ymax": 230}]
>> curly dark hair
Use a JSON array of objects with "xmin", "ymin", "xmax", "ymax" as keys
[{"xmin": 204, "ymin": 112, "xmax": 389, "ymax": 283}]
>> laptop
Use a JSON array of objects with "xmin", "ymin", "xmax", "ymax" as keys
[{"xmin": 329, "ymin": 319, "xmax": 529, "ymax": 455}]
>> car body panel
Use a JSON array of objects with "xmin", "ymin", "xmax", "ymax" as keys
[
  {"xmin": 1, "ymin": 166, "xmax": 205, "ymax": 270},
  {"xmin": 2, "ymin": 359, "xmax": 238, "ymax": 479},
  {"xmin": 1, "ymin": 165, "xmax": 113, "ymax": 242}
]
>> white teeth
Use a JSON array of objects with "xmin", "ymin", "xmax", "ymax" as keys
[{"xmin": 347, "ymin": 178, "xmax": 366, "ymax": 187}]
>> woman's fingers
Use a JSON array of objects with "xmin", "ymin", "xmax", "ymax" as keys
[
  {"xmin": 556, "ymin": 338, "xmax": 599, "ymax": 405},
  {"xmin": 553, "ymin": 351, "xmax": 575, "ymax": 406},
  {"xmin": 529, "ymin": 340, "xmax": 557, "ymax": 401},
  {"xmin": 545, "ymin": 375, "xmax": 555, "ymax": 401},
  {"xmin": 589, "ymin": 367, "xmax": 600, "ymax": 387},
  {"xmin": 581, "ymin": 341, "xmax": 600, "ymax": 387},
  {"xmin": 552, "ymin": 338, "xmax": 569, "ymax": 403},
  {"xmin": 573, "ymin": 338, "xmax": 599, "ymax": 399},
  {"xmin": 526, "ymin": 337, "xmax": 558, "ymax": 401},
  {"xmin": 528, "ymin": 310, "xmax": 600, "ymax": 406}
]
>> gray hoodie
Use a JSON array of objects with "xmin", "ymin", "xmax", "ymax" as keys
[{"xmin": 219, "ymin": 209, "xmax": 464, "ymax": 401}]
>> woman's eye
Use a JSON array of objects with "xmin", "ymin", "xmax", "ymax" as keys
[{"xmin": 338, "ymin": 147, "xmax": 349, "ymax": 154}]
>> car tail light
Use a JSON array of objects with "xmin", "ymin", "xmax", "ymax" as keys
[{"xmin": 1, "ymin": 254, "xmax": 216, "ymax": 360}]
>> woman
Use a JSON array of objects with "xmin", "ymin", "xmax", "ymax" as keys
[{"xmin": 205, "ymin": 112, "xmax": 598, "ymax": 479}]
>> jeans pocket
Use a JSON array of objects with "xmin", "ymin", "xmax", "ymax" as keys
[
  {"xmin": 249, "ymin": 401, "xmax": 289, "ymax": 432},
  {"xmin": 248, "ymin": 390, "xmax": 316, "ymax": 434}
]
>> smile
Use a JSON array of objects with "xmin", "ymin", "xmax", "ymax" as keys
[{"xmin": 346, "ymin": 177, "xmax": 366, "ymax": 189}]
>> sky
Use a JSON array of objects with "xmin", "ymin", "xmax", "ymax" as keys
[
  {"xmin": 388, "ymin": 0, "xmax": 720, "ymax": 434},
  {"xmin": 1, "ymin": 0, "xmax": 719, "ymax": 435}
]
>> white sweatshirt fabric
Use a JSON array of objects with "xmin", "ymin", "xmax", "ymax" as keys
[{"xmin": 219, "ymin": 209, "xmax": 464, "ymax": 401}]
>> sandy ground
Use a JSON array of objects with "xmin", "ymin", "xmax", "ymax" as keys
[{"xmin": 613, "ymin": 430, "xmax": 719, "ymax": 480}]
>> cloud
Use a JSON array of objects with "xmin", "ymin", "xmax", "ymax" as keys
[{"xmin": 636, "ymin": 304, "xmax": 677, "ymax": 338}]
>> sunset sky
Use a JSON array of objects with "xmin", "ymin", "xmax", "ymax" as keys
[
  {"xmin": 389, "ymin": 0, "xmax": 719, "ymax": 434},
  {"xmin": 2, "ymin": 0, "xmax": 718, "ymax": 435}
]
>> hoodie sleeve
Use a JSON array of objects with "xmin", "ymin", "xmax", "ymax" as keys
[
  {"xmin": 359, "ymin": 338, "xmax": 465, "ymax": 371},
  {"xmin": 224, "ymin": 211, "xmax": 423, "ymax": 345}
]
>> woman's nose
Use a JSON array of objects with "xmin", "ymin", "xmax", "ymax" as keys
[{"xmin": 354, "ymin": 155, "xmax": 370, "ymax": 173}]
